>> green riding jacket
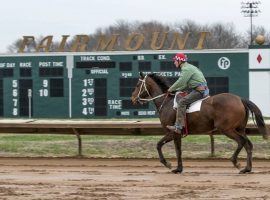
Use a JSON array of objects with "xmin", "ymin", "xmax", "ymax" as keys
[{"xmin": 168, "ymin": 62, "xmax": 207, "ymax": 92}]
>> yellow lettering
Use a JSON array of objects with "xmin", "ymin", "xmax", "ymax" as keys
[
  {"xmin": 17, "ymin": 31, "xmax": 211, "ymax": 52},
  {"xmin": 57, "ymin": 35, "xmax": 70, "ymax": 52},
  {"xmin": 124, "ymin": 33, "xmax": 144, "ymax": 51},
  {"xmin": 150, "ymin": 32, "xmax": 168, "ymax": 50},
  {"xmin": 36, "ymin": 35, "xmax": 53, "ymax": 52},
  {"xmin": 195, "ymin": 31, "xmax": 210, "ymax": 49},
  {"xmin": 168, "ymin": 32, "xmax": 190, "ymax": 50},
  {"xmin": 19, "ymin": 36, "xmax": 35, "ymax": 53},
  {"xmin": 95, "ymin": 34, "xmax": 119, "ymax": 51},
  {"xmin": 70, "ymin": 35, "xmax": 90, "ymax": 52}
]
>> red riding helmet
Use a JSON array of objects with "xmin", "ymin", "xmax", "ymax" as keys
[{"xmin": 173, "ymin": 53, "xmax": 188, "ymax": 62}]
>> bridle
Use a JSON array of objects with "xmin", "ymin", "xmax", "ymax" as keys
[{"xmin": 136, "ymin": 75, "xmax": 169, "ymax": 112}]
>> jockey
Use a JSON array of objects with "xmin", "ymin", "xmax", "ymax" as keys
[{"xmin": 166, "ymin": 53, "xmax": 209, "ymax": 134}]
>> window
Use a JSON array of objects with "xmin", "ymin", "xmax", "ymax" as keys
[{"xmin": 206, "ymin": 77, "xmax": 229, "ymax": 95}]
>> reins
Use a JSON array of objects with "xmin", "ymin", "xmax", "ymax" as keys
[{"xmin": 137, "ymin": 75, "xmax": 169, "ymax": 112}]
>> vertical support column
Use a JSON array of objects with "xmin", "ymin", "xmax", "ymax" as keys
[
  {"xmin": 66, "ymin": 55, "xmax": 74, "ymax": 118},
  {"xmin": 28, "ymin": 89, "xmax": 32, "ymax": 118}
]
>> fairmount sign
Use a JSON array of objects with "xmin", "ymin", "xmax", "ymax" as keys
[{"xmin": 19, "ymin": 31, "xmax": 210, "ymax": 52}]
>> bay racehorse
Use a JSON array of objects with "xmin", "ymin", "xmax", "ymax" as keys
[{"xmin": 131, "ymin": 72, "xmax": 269, "ymax": 174}]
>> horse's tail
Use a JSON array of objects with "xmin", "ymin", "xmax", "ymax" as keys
[{"xmin": 241, "ymin": 98, "xmax": 269, "ymax": 139}]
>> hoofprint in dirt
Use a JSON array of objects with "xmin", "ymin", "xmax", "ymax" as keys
[{"xmin": 0, "ymin": 158, "xmax": 269, "ymax": 200}]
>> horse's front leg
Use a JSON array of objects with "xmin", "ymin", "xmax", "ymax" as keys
[
  {"xmin": 157, "ymin": 133, "xmax": 173, "ymax": 169},
  {"xmin": 172, "ymin": 133, "xmax": 183, "ymax": 174}
]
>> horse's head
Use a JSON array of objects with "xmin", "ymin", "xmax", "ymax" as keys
[
  {"xmin": 131, "ymin": 72, "xmax": 170, "ymax": 105},
  {"xmin": 131, "ymin": 72, "xmax": 152, "ymax": 105}
]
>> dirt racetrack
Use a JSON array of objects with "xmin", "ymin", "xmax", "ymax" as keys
[{"xmin": 0, "ymin": 158, "xmax": 269, "ymax": 199}]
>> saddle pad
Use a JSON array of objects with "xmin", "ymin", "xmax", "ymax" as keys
[{"xmin": 173, "ymin": 94, "xmax": 209, "ymax": 113}]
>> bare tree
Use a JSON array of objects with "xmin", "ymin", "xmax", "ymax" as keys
[
  {"xmin": 173, "ymin": 20, "xmax": 203, "ymax": 49},
  {"xmin": 205, "ymin": 23, "xmax": 244, "ymax": 48}
]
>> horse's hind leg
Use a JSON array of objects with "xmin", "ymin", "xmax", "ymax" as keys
[
  {"xmin": 239, "ymin": 135, "xmax": 253, "ymax": 174},
  {"xmin": 222, "ymin": 130, "xmax": 245, "ymax": 169},
  {"xmin": 157, "ymin": 133, "xmax": 173, "ymax": 169}
]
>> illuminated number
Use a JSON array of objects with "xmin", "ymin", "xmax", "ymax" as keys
[
  {"xmin": 82, "ymin": 98, "xmax": 94, "ymax": 106},
  {"xmin": 82, "ymin": 89, "xmax": 87, "ymax": 97},
  {"xmin": 82, "ymin": 88, "xmax": 94, "ymax": 97},
  {"xmin": 12, "ymin": 80, "xmax": 18, "ymax": 88},
  {"xmin": 83, "ymin": 79, "xmax": 88, "ymax": 87},
  {"xmin": 12, "ymin": 99, "xmax": 17, "ymax": 106},
  {"xmin": 87, "ymin": 88, "xmax": 94, "ymax": 95},
  {"xmin": 82, "ymin": 108, "xmax": 87, "ymax": 115},
  {"xmin": 12, "ymin": 89, "xmax": 18, "ymax": 97},
  {"xmin": 88, "ymin": 107, "xmax": 94, "ymax": 114},
  {"xmin": 83, "ymin": 79, "xmax": 94, "ymax": 87},
  {"xmin": 43, "ymin": 89, "xmax": 48, "ymax": 97},
  {"xmin": 43, "ymin": 80, "xmax": 48, "ymax": 87},
  {"xmin": 88, "ymin": 98, "xmax": 94, "ymax": 105},
  {"xmin": 39, "ymin": 89, "xmax": 48, "ymax": 97},
  {"xmin": 82, "ymin": 98, "xmax": 87, "ymax": 106},
  {"xmin": 12, "ymin": 108, "xmax": 18, "ymax": 116}
]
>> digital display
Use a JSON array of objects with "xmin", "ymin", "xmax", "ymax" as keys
[
  {"xmin": 20, "ymin": 68, "xmax": 32, "ymax": 77},
  {"xmin": 138, "ymin": 61, "xmax": 151, "ymax": 71},
  {"xmin": 39, "ymin": 67, "xmax": 63, "ymax": 77},
  {"xmin": 50, "ymin": 79, "xmax": 64, "ymax": 97},
  {"xmin": 76, "ymin": 61, "xmax": 116, "ymax": 68},
  {"xmin": 119, "ymin": 62, "xmax": 132, "ymax": 71},
  {"xmin": 19, "ymin": 79, "xmax": 32, "ymax": 116},
  {"xmin": 0, "ymin": 68, "xmax": 13, "ymax": 78}
]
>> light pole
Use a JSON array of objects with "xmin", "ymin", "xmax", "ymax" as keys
[{"xmin": 241, "ymin": 1, "xmax": 261, "ymax": 45}]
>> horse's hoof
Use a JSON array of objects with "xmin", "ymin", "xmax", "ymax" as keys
[
  {"xmin": 239, "ymin": 168, "xmax": 252, "ymax": 174},
  {"xmin": 160, "ymin": 160, "xmax": 172, "ymax": 169},
  {"xmin": 234, "ymin": 163, "xmax": 241, "ymax": 169},
  {"xmin": 164, "ymin": 162, "xmax": 172, "ymax": 169},
  {"xmin": 236, "ymin": 163, "xmax": 241, "ymax": 169},
  {"xmin": 230, "ymin": 158, "xmax": 241, "ymax": 169},
  {"xmin": 172, "ymin": 168, "xmax": 183, "ymax": 174}
]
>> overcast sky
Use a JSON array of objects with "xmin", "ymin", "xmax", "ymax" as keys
[{"xmin": 0, "ymin": 0, "xmax": 269, "ymax": 53}]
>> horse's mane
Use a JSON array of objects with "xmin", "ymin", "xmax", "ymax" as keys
[{"xmin": 148, "ymin": 73, "xmax": 170, "ymax": 92}]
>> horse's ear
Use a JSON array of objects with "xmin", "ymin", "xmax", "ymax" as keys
[{"xmin": 139, "ymin": 71, "xmax": 144, "ymax": 78}]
